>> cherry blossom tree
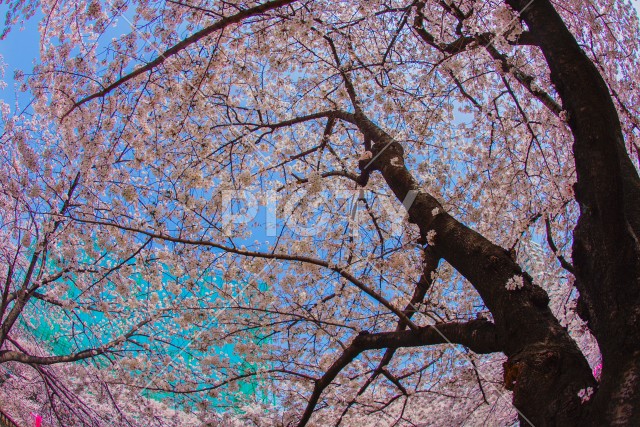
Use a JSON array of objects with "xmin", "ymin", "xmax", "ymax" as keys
[{"xmin": 1, "ymin": 0, "xmax": 639, "ymax": 425}]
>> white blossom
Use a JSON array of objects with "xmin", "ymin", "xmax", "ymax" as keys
[{"xmin": 505, "ymin": 275, "xmax": 525, "ymax": 291}]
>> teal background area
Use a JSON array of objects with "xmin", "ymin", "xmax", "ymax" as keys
[{"xmin": 16, "ymin": 256, "xmax": 271, "ymax": 410}]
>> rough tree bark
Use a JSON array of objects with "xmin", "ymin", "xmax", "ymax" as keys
[
  {"xmin": 293, "ymin": 0, "xmax": 640, "ymax": 419},
  {"xmin": 340, "ymin": 109, "xmax": 595, "ymax": 425},
  {"xmin": 507, "ymin": 0, "xmax": 640, "ymax": 424},
  {"xmin": 335, "ymin": 1, "xmax": 640, "ymax": 423},
  {"xmin": 318, "ymin": 0, "xmax": 640, "ymax": 423}
]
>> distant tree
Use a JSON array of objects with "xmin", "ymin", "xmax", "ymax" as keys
[{"xmin": 1, "ymin": 0, "xmax": 639, "ymax": 425}]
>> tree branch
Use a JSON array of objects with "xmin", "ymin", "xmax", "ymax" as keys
[
  {"xmin": 69, "ymin": 216, "xmax": 419, "ymax": 330},
  {"xmin": 61, "ymin": 0, "xmax": 298, "ymax": 119},
  {"xmin": 296, "ymin": 319, "xmax": 500, "ymax": 427},
  {"xmin": 544, "ymin": 215, "xmax": 575, "ymax": 274},
  {"xmin": 0, "ymin": 317, "xmax": 153, "ymax": 365}
]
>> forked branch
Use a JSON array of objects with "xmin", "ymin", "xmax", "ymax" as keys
[{"xmin": 296, "ymin": 319, "xmax": 500, "ymax": 427}]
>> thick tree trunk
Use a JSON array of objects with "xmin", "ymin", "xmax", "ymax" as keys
[
  {"xmin": 507, "ymin": 0, "xmax": 640, "ymax": 424},
  {"xmin": 339, "ymin": 110, "xmax": 596, "ymax": 425}
]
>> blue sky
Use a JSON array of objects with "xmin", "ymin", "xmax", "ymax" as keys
[{"xmin": 0, "ymin": 7, "xmax": 39, "ymax": 107}]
